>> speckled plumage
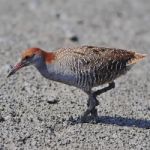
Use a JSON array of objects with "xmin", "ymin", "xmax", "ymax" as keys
[
  {"xmin": 41, "ymin": 46, "xmax": 143, "ymax": 91},
  {"xmin": 8, "ymin": 45, "xmax": 146, "ymax": 121}
]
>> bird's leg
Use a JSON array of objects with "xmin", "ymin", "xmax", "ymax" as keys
[
  {"xmin": 81, "ymin": 82, "xmax": 115, "ymax": 122},
  {"xmin": 87, "ymin": 94, "xmax": 98, "ymax": 117},
  {"xmin": 90, "ymin": 81, "xmax": 115, "ymax": 117},
  {"xmin": 81, "ymin": 92, "xmax": 98, "ymax": 122},
  {"xmin": 90, "ymin": 96, "xmax": 98, "ymax": 117},
  {"xmin": 93, "ymin": 81, "xmax": 115, "ymax": 97}
]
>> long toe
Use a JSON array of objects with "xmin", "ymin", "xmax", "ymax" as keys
[
  {"xmin": 80, "ymin": 107, "xmax": 97, "ymax": 123},
  {"xmin": 80, "ymin": 109, "xmax": 99, "ymax": 123},
  {"xmin": 91, "ymin": 116, "xmax": 99, "ymax": 124},
  {"xmin": 91, "ymin": 108, "xmax": 98, "ymax": 117},
  {"xmin": 81, "ymin": 109, "xmax": 91, "ymax": 121},
  {"xmin": 80, "ymin": 115, "xmax": 87, "ymax": 123}
]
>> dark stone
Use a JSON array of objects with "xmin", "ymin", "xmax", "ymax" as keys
[
  {"xmin": 0, "ymin": 115, "xmax": 5, "ymax": 122},
  {"xmin": 47, "ymin": 99, "xmax": 59, "ymax": 104},
  {"xmin": 77, "ymin": 20, "xmax": 84, "ymax": 24},
  {"xmin": 56, "ymin": 13, "xmax": 60, "ymax": 18},
  {"xmin": 69, "ymin": 36, "xmax": 79, "ymax": 42}
]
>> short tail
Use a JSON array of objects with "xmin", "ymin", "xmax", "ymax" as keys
[{"xmin": 127, "ymin": 52, "xmax": 146, "ymax": 65}]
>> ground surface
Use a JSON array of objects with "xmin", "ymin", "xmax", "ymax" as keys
[{"xmin": 0, "ymin": 0, "xmax": 150, "ymax": 149}]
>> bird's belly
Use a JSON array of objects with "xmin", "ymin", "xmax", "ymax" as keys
[
  {"xmin": 39, "ymin": 64, "xmax": 129, "ymax": 89},
  {"xmin": 45, "ymin": 71, "xmax": 77, "ymax": 86},
  {"xmin": 37, "ymin": 65, "xmax": 78, "ymax": 87}
]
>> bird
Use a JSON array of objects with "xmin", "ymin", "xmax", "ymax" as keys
[{"xmin": 7, "ymin": 46, "xmax": 146, "ymax": 121}]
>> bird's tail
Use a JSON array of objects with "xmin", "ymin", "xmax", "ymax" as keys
[{"xmin": 127, "ymin": 52, "xmax": 146, "ymax": 65}]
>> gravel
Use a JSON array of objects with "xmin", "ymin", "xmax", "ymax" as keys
[{"xmin": 0, "ymin": 0, "xmax": 150, "ymax": 149}]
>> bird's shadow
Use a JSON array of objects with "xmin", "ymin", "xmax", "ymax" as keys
[{"xmin": 68, "ymin": 115, "xmax": 150, "ymax": 129}]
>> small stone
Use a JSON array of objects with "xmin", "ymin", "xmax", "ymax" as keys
[
  {"xmin": 77, "ymin": 20, "xmax": 84, "ymax": 25},
  {"xmin": 4, "ymin": 115, "xmax": 11, "ymax": 121},
  {"xmin": 47, "ymin": 99, "xmax": 59, "ymax": 104},
  {"xmin": 69, "ymin": 35, "xmax": 79, "ymax": 42},
  {"xmin": 0, "ymin": 114, "xmax": 5, "ymax": 122},
  {"xmin": 56, "ymin": 13, "xmax": 60, "ymax": 18}
]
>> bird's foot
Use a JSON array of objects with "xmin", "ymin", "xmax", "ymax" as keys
[
  {"xmin": 67, "ymin": 115, "xmax": 88, "ymax": 124},
  {"xmin": 79, "ymin": 108, "xmax": 98, "ymax": 123},
  {"xmin": 91, "ymin": 108, "xmax": 98, "ymax": 117},
  {"xmin": 80, "ymin": 114, "xmax": 89, "ymax": 123},
  {"xmin": 67, "ymin": 112, "xmax": 99, "ymax": 124},
  {"xmin": 90, "ymin": 108, "xmax": 99, "ymax": 123},
  {"xmin": 79, "ymin": 115, "xmax": 99, "ymax": 124}
]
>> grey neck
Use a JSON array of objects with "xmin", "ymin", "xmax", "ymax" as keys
[{"xmin": 34, "ymin": 60, "xmax": 50, "ymax": 79}]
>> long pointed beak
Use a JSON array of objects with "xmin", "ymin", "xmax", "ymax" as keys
[{"xmin": 7, "ymin": 60, "xmax": 29, "ymax": 78}]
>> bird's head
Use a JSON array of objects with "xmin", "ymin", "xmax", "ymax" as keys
[{"xmin": 7, "ymin": 47, "xmax": 55, "ymax": 77}]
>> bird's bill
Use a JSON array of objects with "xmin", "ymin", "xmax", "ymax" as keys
[{"xmin": 7, "ymin": 60, "xmax": 29, "ymax": 77}]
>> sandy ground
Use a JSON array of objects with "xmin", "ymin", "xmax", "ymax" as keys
[{"xmin": 0, "ymin": 0, "xmax": 150, "ymax": 149}]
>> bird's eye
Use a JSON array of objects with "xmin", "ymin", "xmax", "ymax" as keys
[
  {"xmin": 23, "ymin": 54, "xmax": 35, "ymax": 60},
  {"xmin": 24, "ymin": 56, "xmax": 30, "ymax": 60}
]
